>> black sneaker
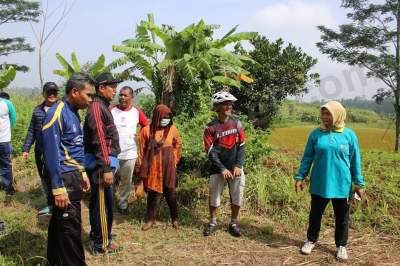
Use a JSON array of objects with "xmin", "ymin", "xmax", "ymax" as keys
[
  {"xmin": 228, "ymin": 223, "xmax": 241, "ymax": 237},
  {"xmin": 203, "ymin": 223, "xmax": 217, "ymax": 236}
]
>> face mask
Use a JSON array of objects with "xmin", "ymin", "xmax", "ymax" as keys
[{"xmin": 160, "ymin": 118, "xmax": 171, "ymax": 127}]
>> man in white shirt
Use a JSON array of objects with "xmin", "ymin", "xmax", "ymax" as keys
[
  {"xmin": 0, "ymin": 93, "xmax": 16, "ymax": 200},
  {"xmin": 111, "ymin": 86, "xmax": 148, "ymax": 214}
]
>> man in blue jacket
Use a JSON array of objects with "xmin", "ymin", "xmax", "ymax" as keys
[
  {"xmin": 22, "ymin": 82, "xmax": 59, "ymax": 215},
  {"xmin": 42, "ymin": 73, "xmax": 94, "ymax": 266},
  {"xmin": 0, "ymin": 92, "xmax": 16, "ymax": 200}
]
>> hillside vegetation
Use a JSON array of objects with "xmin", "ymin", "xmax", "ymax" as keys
[{"xmin": 1, "ymin": 95, "xmax": 399, "ymax": 265}]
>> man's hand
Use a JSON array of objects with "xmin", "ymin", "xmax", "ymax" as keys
[
  {"xmin": 233, "ymin": 167, "xmax": 242, "ymax": 177},
  {"xmin": 82, "ymin": 172, "xmax": 90, "ymax": 192},
  {"xmin": 54, "ymin": 193, "xmax": 70, "ymax": 209},
  {"xmin": 103, "ymin": 172, "xmax": 114, "ymax": 187},
  {"xmin": 295, "ymin": 180, "xmax": 303, "ymax": 193},
  {"xmin": 221, "ymin": 169, "xmax": 233, "ymax": 180},
  {"xmin": 22, "ymin": 152, "xmax": 29, "ymax": 160}
]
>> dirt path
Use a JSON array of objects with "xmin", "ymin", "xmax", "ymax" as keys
[{"xmin": 81, "ymin": 204, "xmax": 400, "ymax": 266}]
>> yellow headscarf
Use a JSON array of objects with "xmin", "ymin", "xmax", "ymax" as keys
[{"xmin": 319, "ymin": 101, "xmax": 346, "ymax": 132}]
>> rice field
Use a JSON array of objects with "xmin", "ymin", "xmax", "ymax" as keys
[{"xmin": 269, "ymin": 126, "xmax": 396, "ymax": 152}]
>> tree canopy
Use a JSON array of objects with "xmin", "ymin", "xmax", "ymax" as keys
[
  {"xmin": 317, "ymin": 0, "xmax": 400, "ymax": 152},
  {"xmin": 233, "ymin": 35, "xmax": 319, "ymax": 128},
  {"xmin": 0, "ymin": 0, "xmax": 40, "ymax": 72}
]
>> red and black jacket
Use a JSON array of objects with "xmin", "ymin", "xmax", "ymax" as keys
[
  {"xmin": 203, "ymin": 117, "xmax": 245, "ymax": 175},
  {"xmin": 84, "ymin": 95, "xmax": 121, "ymax": 173}
]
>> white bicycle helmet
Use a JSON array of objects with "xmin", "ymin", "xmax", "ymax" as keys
[{"xmin": 211, "ymin": 91, "xmax": 237, "ymax": 105}]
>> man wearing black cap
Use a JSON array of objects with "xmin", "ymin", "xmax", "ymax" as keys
[
  {"xmin": 84, "ymin": 72, "xmax": 123, "ymax": 255},
  {"xmin": 22, "ymin": 81, "xmax": 59, "ymax": 216}
]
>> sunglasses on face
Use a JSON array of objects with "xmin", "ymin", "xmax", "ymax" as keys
[{"xmin": 46, "ymin": 90, "xmax": 58, "ymax": 96}]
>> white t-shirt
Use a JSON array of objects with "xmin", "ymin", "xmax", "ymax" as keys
[{"xmin": 111, "ymin": 105, "xmax": 147, "ymax": 160}]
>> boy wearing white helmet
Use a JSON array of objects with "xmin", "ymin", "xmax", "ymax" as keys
[{"xmin": 203, "ymin": 91, "xmax": 246, "ymax": 237}]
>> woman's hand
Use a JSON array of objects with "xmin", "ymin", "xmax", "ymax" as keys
[
  {"xmin": 295, "ymin": 180, "xmax": 303, "ymax": 193},
  {"xmin": 233, "ymin": 167, "xmax": 242, "ymax": 177},
  {"xmin": 355, "ymin": 187, "xmax": 366, "ymax": 202}
]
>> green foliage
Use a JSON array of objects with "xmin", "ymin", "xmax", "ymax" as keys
[
  {"xmin": 111, "ymin": 13, "xmax": 256, "ymax": 115},
  {"xmin": 0, "ymin": 0, "xmax": 40, "ymax": 72},
  {"xmin": 0, "ymin": 65, "xmax": 16, "ymax": 91},
  {"xmin": 53, "ymin": 52, "xmax": 107, "ymax": 79},
  {"xmin": 316, "ymin": 0, "xmax": 400, "ymax": 151},
  {"xmin": 232, "ymin": 35, "xmax": 319, "ymax": 129},
  {"xmin": 135, "ymin": 93, "xmax": 156, "ymax": 118},
  {"xmin": 275, "ymin": 100, "xmax": 389, "ymax": 129}
]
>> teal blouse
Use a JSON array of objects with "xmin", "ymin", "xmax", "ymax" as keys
[{"xmin": 295, "ymin": 127, "xmax": 365, "ymax": 199}]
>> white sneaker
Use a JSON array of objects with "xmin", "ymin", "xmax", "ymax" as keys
[
  {"xmin": 336, "ymin": 246, "xmax": 348, "ymax": 260},
  {"xmin": 300, "ymin": 240, "xmax": 315, "ymax": 255}
]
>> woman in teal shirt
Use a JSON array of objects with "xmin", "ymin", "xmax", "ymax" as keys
[{"xmin": 294, "ymin": 101, "xmax": 365, "ymax": 261}]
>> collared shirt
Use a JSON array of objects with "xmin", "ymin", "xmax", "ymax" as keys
[
  {"xmin": 42, "ymin": 100, "xmax": 85, "ymax": 195},
  {"xmin": 110, "ymin": 104, "xmax": 148, "ymax": 160},
  {"xmin": 295, "ymin": 127, "xmax": 365, "ymax": 198}
]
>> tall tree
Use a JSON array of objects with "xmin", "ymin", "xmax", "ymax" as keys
[
  {"xmin": 233, "ymin": 35, "xmax": 319, "ymax": 128},
  {"xmin": 317, "ymin": 0, "xmax": 400, "ymax": 152},
  {"xmin": 29, "ymin": 0, "xmax": 75, "ymax": 87},
  {"xmin": 111, "ymin": 13, "xmax": 256, "ymax": 115},
  {"xmin": 0, "ymin": 0, "xmax": 40, "ymax": 72}
]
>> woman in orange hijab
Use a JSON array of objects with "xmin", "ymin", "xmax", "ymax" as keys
[{"xmin": 138, "ymin": 104, "xmax": 182, "ymax": 230}]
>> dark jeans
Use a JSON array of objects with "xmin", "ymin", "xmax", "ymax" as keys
[
  {"xmin": 307, "ymin": 194, "xmax": 350, "ymax": 247},
  {"xmin": 47, "ymin": 170, "xmax": 85, "ymax": 266},
  {"xmin": 88, "ymin": 170, "xmax": 114, "ymax": 251},
  {"xmin": 0, "ymin": 142, "xmax": 14, "ymax": 194},
  {"xmin": 147, "ymin": 187, "xmax": 178, "ymax": 221},
  {"xmin": 35, "ymin": 151, "xmax": 52, "ymax": 206}
]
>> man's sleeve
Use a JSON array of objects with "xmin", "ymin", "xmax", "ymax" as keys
[
  {"xmin": 87, "ymin": 102, "xmax": 111, "ymax": 173},
  {"xmin": 42, "ymin": 105, "xmax": 66, "ymax": 195},
  {"xmin": 138, "ymin": 108, "xmax": 148, "ymax": 128},
  {"xmin": 22, "ymin": 110, "xmax": 36, "ymax": 152},
  {"xmin": 235, "ymin": 120, "xmax": 245, "ymax": 168},
  {"xmin": 204, "ymin": 126, "xmax": 226, "ymax": 173},
  {"xmin": 5, "ymin": 100, "xmax": 16, "ymax": 128}
]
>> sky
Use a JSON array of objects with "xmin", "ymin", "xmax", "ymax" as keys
[{"xmin": 1, "ymin": 0, "xmax": 386, "ymax": 101}]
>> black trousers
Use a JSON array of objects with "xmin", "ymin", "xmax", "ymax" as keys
[
  {"xmin": 47, "ymin": 171, "xmax": 85, "ymax": 266},
  {"xmin": 147, "ymin": 187, "xmax": 178, "ymax": 221},
  {"xmin": 35, "ymin": 151, "xmax": 52, "ymax": 206},
  {"xmin": 307, "ymin": 194, "xmax": 350, "ymax": 247}
]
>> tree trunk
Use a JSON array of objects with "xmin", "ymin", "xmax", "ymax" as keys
[{"xmin": 39, "ymin": 45, "xmax": 43, "ymax": 89}]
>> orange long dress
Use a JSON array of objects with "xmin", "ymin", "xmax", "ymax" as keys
[{"xmin": 138, "ymin": 124, "xmax": 182, "ymax": 193}]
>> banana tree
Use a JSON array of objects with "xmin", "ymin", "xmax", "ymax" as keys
[
  {"xmin": 111, "ymin": 13, "xmax": 257, "ymax": 115},
  {"xmin": 0, "ymin": 64, "xmax": 16, "ymax": 91},
  {"xmin": 53, "ymin": 52, "xmax": 106, "ymax": 79}
]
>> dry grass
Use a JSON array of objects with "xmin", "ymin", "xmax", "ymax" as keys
[{"xmin": 269, "ymin": 126, "xmax": 395, "ymax": 152}]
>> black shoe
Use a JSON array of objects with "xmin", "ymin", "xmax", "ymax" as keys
[
  {"xmin": 203, "ymin": 223, "xmax": 217, "ymax": 236},
  {"xmin": 228, "ymin": 223, "xmax": 241, "ymax": 237}
]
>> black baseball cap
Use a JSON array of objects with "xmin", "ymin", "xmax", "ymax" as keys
[
  {"xmin": 43, "ymin": 82, "xmax": 59, "ymax": 93},
  {"xmin": 96, "ymin": 72, "xmax": 122, "ymax": 86}
]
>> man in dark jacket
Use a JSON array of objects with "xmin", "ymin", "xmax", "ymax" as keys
[
  {"xmin": 84, "ymin": 72, "xmax": 122, "ymax": 255},
  {"xmin": 42, "ymin": 73, "xmax": 94, "ymax": 266},
  {"xmin": 22, "ymin": 82, "xmax": 59, "ymax": 215}
]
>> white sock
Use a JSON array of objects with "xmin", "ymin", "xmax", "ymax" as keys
[{"xmin": 210, "ymin": 218, "xmax": 217, "ymax": 225}]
